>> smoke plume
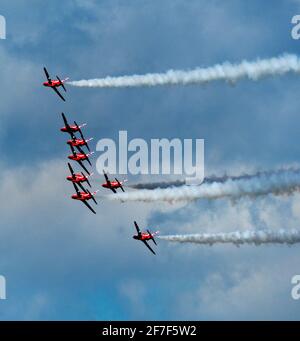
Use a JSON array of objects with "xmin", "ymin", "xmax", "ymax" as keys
[
  {"xmin": 68, "ymin": 54, "xmax": 300, "ymax": 88},
  {"xmin": 159, "ymin": 229, "xmax": 300, "ymax": 246},
  {"xmin": 108, "ymin": 168, "xmax": 300, "ymax": 203}
]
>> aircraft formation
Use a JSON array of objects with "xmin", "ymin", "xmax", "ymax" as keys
[
  {"xmin": 60, "ymin": 112, "xmax": 98, "ymax": 214},
  {"xmin": 43, "ymin": 67, "xmax": 159, "ymax": 255}
]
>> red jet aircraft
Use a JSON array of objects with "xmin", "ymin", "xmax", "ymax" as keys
[
  {"xmin": 60, "ymin": 112, "xmax": 86, "ymax": 135},
  {"xmin": 67, "ymin": 162, "xmax": 93, "ymax": 188},
  {"xmin": 68, "ymin": 145, "xmax": 93, "ymax": 175},
  {"xmin": 67, "ymin": 130, "xmax": 93, "ymax": 152},
  {"xmin": 102, "ymin": 170, "xmax": 127, "ymax": 193},
  {"xmin": 133, "ymin": 221, "xmax": 159, "ymax": 255},
  {"xmin": 43, "ymin": 67, "xmax": 69, "ymax": 101},
  {"xmin": 71, "ymin": 183, "xmax": 98, "ymax": 214}
]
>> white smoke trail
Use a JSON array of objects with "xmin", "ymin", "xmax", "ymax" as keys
[
  {"xmin": 129, "ymin": 170, "xmax": 280, "ymax": 190},
  {"xmin": 158, "ymin": 229, "xmax": 300, "ymax": 246},
  {"xmin": 108, "ymin": 168, "xmax": 300, "ymax": 203},
  {"xmin": 129, "ymin": 179, "xmax": 186, "ymax": 190},
  {"xmin": 68, "ymin": 54, "xmax": 300, "ymax": 88}
]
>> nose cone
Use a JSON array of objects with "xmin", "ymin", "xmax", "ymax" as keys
[{"xmin": 133, "ymin": 236, "xmax": 138, "ymax": 240}]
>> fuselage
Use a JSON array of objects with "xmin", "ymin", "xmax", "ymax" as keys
[
  {"xmin": 102, "ymin": 181, "xmax": 122, "ymax": 189},
  {"xmin": 67, "ymin": 174, "xmax": 87, "ymax": 183},
  {"xmin": 67, "ymin": 138, "xmax": 86, "ymax": 147},
  {"xmin": 61, "ymin": 126, "xmax": 80, "ymax": 133},
  {"xmin": 68, "ymin": 153, "xmax": 88, "ymax": 162},
  {"xmin": 133, "ymin": 233, "xmax": 152, "ymax": 241},
  {"xmin": 43, "ymin": 80, "xmax": 62, "ymax": 88},
  {"xmin": 71, "ymin": 192, "xmax": 92, "ymax": 201}
]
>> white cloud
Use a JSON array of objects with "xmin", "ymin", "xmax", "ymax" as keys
[
  {"xmin": 176, "ymin": 252, "xmax": 300, "ymax": 320},
  {"xmin": 119, "ymin": 279, "xmax": 147, "ymax": 319}
]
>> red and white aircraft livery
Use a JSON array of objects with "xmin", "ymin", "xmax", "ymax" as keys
[
  {"xmin": 102, "ymin": 170, "xmax": 127, "ymax": 193},
  {"xmin": 60, "ymin": 112, "xmax": 87, "ymax": 135},
  {"xmin": 43, "ymin": 67, "xmax": 69, "ymax": 101},
  {"xmin": 67, "ymin": 136, "xmax": 93, "ymax": 151},
  {"xmin": 71, "ymin": 183, "xmax": 98, "ymax": 214},
  {"xmin": 68, "ymin": 145, "xmax": 94, "ymax": 175},
  {"xmin": 67, "ymin": 162, "xmax": 93, "ymax": 188},
  {"xmin": 133, "ymin": 221, "xmax": 159, "ymax": 255},
  {"xmin": 67, "ymin": 128, "xmax": 93, "ymax": 152}
]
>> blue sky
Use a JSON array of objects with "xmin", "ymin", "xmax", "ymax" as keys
[{"xmin": 1, "ymin": 0, "xmax": 300, "ymax": 320}]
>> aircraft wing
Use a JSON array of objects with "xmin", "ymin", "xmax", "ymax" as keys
[
  {"xmin": 142, "ymin": 240, "xmax": 156, "ymax": 255},
  {"xmin": 147, "ymin": 230, "xmax": 157, "ymax": 245},
  {"xmin": 103, "ymin": 170, "xmax": 109, "ymax": 182},
  {"xmin": 103, "ymin": 171, "xmax": 112, "ymax": 188},
  {"xmin": 134, "ymin": 221, "xmax": 141, "ymax": 234},
  {"xmin": 83, "ymin": 172, "xmax": 91, "ymax": 188},
  {"xmin": 72, "ymin": 182, "xmax": 80, "ymax": 195},
  {"xmin": 85, "ymin": 140, "xmax": 91, "ymax": 152},
  {"xmin": 110, "ymin": 187, "xmax": 117, "ymax": 194},
  {"xmin": 78, "ymin": 160, "xmax": 90, "ymax": 175},
  {"xmin": 78, "ymin": 182, "xmax": 88, "ymax": 193},
  {"xmin": 70, "ymin": 144, "xmax": 77, "ymax": 156},
  {"xmin": 70, "ymin": 131, "xmax": 76, "ymax": 140},
  {"xmin": 115, "ymin": 178, "xmax": 125, "ymax": 192},
  {"xmin": 87, "ymin": 189, "xmax": 97, "ymax": 205},
  {"xmin": 77, "ymin": 123, "xmax": 85, "ymax": 140},
  {"xmin": 77, "ymin": 126, "xmax": 91, "ymax": 151},
  {"xmin": 52, "ymin": 87, "xmax": 66, "ymax": 101},
  {"xmin": 75, "ymin": 146, "xmax": 91, "ymax": 167},
  {"xmin": 61, "ymin": 112, "xmax": 69, "ymax": 128},
  {"xmin": 81, "ymin": 199, "xmax": 96, "ymax": 214},
  {"xmin": 77, "ymin": 145, "xmax": 86, "ymax": 155},
  {"xmin": 43, "ymin": 67, "xmax": 51, "ymax": 82},
  {"xmin": 57, "ymin": 75, "xmax": 66, "ymax": 92},
  {"xmin": 86, "ymin": 156, "xmax": 92, "ymax": 167},
  {"xmin": 68, "ymin": 162, "xmax": 75, "ymax": 176}
]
